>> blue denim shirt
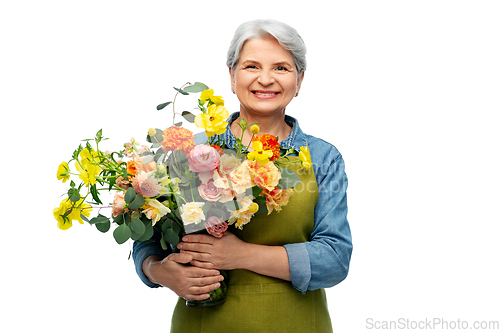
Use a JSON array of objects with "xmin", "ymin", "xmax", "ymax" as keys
[{"xmin": 132, "ymin": 113, "xmax": 352, "ymax": 294}]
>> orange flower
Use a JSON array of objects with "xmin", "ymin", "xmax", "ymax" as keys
[
  {"xmin": 248, "ymin": 160, "xmax": 281, "ymax": 191},
  {"xmin": 161, "ymin": 126, "xmax": 196, "ymax": 154},
  {"xmin": 126, "ymin": 157, "xmax": 156, "ymax": 177},
  {"xmin": 211, "ymin": 144, "xmax": 225, "ymax": 156},
  {"xmin": 262, "ymin": 188, "xmax": 293, "ymax": 214},
  {"xmin": 252, "ymin": 134, "xmax": 281, "ymax": 161},
  {"xmin": 127, "ymin": 160, "xmax": 138, "ymax": 176}
]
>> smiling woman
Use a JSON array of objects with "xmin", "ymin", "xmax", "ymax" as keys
[{"xmin": 132, "ymin": 19, "xmax": 352, "ymax": 333}]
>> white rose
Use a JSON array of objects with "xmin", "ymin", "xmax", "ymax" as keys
[{"xmin": 180, "ymin": 202, "xmax": 205, "ymax": 225}]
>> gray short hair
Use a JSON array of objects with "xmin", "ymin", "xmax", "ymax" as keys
[{"xmin": 226, "ymin": 19, "xmax": 307, "ymax": 74}]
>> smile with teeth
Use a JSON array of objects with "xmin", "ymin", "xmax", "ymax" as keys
[{"xmin": 252, "ymin": 91, "xmax": 279, "ymax": 96}]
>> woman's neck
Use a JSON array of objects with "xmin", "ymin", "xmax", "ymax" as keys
[{"xmin": 230, "ymin": 109, "xmax": 292, "ymax": 146}]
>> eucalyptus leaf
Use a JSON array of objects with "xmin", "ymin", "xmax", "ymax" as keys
[
  {"xmin": 96, "ymin": 220, "xmax": 111, "ymax": 233},
  {"xmin": 181, "ymin": 111, "xmax": 196, "ymax": 123},
  {"xmin": 124, "ymin": 187, "xmax": 136, "ymax": 204},
  {"xmin": 173, "ymin": 87, "xmax": 189, "ymax": 95},
  {"xmin": 137, "ymin": 222, "xmax": 154, "ymax": 242},
  {"xmin": 141, "ymin": 155, "xmax": 154, "ymax": 164},
  {"xmin": 89, "ymin": 214, "xmax": 109, "ymax": 225},
  {"xmin": 164, "ymin": 228, "xmax": 180, "ymax": 248},
  {"xmin": 157, "ymin": 101, "xmax": 172, "ymax": 110},
  {"xmin": 182, "ymin": 82, "xmax": 208, "ymax": 93},
  {"xmin": 277, "ymin": 168, "xmax": 302, "ymax": 189},
  {"xmin": 113, "ymin": 224, "xmax": 132, "ymax": 244},
  {"xmin": 160, "ymin": 237, "xmax": 168, "ymax": 250},
  {"xmin": 130, "ymin": 218, "xmax": 146, "ymax": 240},
  {"xmin": 128, "ymin": 194, "xmax": 145, "ymax": 210}
]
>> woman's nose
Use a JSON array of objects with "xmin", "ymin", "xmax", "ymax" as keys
[{"xmin": 257, "ymin": 71, "xmax": 275, "ymax": 86}]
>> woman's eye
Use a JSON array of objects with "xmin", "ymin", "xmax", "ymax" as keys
[
  {"xmin": 245, "ymin": 65, "xmax": 257, "ymax": 69},
  {"xmin": 276, "ymin": 66, "xmax": 288, "ymax": 71}
]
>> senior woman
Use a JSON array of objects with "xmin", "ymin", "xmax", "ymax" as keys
[{"xmin": 132, "ymin": 19, "xmax": 352, "ymax": 332}]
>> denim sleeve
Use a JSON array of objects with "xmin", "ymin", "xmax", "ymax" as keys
[
  {"xmin": 132, "ymin": 229, "xmax": 172, "ymax": 288},
  {"xmin": 284, "ymin": 142, "xmax": 352, "ymax": 294}
]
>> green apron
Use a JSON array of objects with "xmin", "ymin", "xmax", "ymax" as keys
[{"xmin": 170, "ymin": 158, "xmax": 333, "ymax": 332}]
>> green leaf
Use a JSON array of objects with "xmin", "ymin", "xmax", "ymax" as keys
[
  {"xmin": 124, "ymin": 187, "xmax": 136, "ymax": 204},
  {"xmin": 130, "ymin": 218, "xmax": 146, "ymax": 240},
  {"xmin": 68, "ymin": 188, "xmax": 81, "ymax": 203},
  {"xmin": 137, "ymin": 221, "xmax": 154, "ymax": 242},
  {"xmin": 164, "ymin": 228, "xmax": 180, "ymax": 248},
  {"xmin": 113, "ymin": 212, "xmax": 124, "ymax": 225},
  {"xmin": 113, "ymin": 224, "xmax": 132, "ymax": 244},
  {"xmin": 90, "ymin": 184, "xmax": 103, "ymax": 205},
  {"xmin": 181, "ymin": 111, "xmax": 196, "ymax": 123},
  {"xmin": 183, "ymin": 82, "xmax": 209, "ymax": 93},
  {"xmin": 173, "ymin": 87, "xmax": 189, "ymax": 95},
  {"xmin": 142, "ymin": 155, "xmax": 154, "ymax": 164},
  {"xmin": 89, "ymin": 214, "xmax": 109, "ymax": 225},
  {"xmin": 128, "ymin": 194, "xmax": 145, "ymax": 210},
  {"xmin": 96, "ymin": 220, "xmax": 110, "ymax": 233},
  {"xmin": 160, "ymin": 236, "xmax": 168, "ymax": 250},
  {"xmin": 277, "ymin": 168, "xmax": 302, "ymax": 189},
  {"xmin": 157, "ymin": 101, "xmax": 172, "ymax": 110},
  {"xmin": 147, "ymin": 128, "xmax": 164, "ymax": 144}
]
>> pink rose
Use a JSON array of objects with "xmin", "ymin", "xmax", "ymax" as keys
[
  {"xmin": 112, "ymin": 191, "xmax": 126, "ymax": 217},
  {"xmin": 204, "ymin": 216, "xmax": 228, "ymax": 238},
  {"xmin": 198, "ymin": 179, "xmax": 223, "ymax": 202},
  {"xmin": 188, "ymin": 144, "xmax": 220, "ymax": 173}
]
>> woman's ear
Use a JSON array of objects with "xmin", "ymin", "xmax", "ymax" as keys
[
  {"xmin": 229, "ymin": 67, "xmax": 235, "ymax": 93},
  {"xmin": 296, "ymin": 71, "xmax": 305, "ymax": 95}
]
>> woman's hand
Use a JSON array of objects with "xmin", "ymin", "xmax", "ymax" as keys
[
  {"xmin": 178, "ymin": 231, "xmax": 291, "ymax": 281},
  {"xmin": 142, "ymin": 253, "xmax": 224, "ymax": 301},
  {"xmin": 177, "ymin": 231, "xmax": 245, "ymax": 270}
]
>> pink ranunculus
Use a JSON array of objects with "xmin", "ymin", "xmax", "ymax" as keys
[
  {"xmin": 198, "ymin": 179, "xmax": 223, "ymax": 202},
  {"xmin": 204, "ymin": 216, "xmax": 228, "ymax": 238},
  {"xmin": 188, "ymin": 144, "xmax": 220, "ymax": 173},
  {"xmin": 132, "ymin": 172, "xmax": 162, "ymax": 198},
  {"xmin": 112, "ymin": 191, "xmax": 126, "ymax": 217}
]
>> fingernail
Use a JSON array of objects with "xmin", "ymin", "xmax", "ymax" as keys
[
  {"xmin": 219, "ymin": 276, "xmax": 224, "ymax": 281},
  {"xmin": 177, "ymin": 244, "xmax": 182, "ymax": 249}
]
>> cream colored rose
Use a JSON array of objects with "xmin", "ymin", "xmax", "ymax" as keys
[{"xmin": 180, "ymin": 202, "xmax": 205, "ymax": 225}]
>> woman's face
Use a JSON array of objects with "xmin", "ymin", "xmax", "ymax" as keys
[{"xmin": 230, "ymin": 36, "xmax": 304, "ymax": 117}]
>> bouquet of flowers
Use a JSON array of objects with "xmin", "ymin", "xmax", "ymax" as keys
[{"xmin": 54, "ymin": 82, "xmax": 313, "ymax": 306}]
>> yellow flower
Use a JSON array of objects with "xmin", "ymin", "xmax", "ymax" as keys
[
  {"xmin": 228, "ymin": 196, "xmax": 255, "ymax": 230},
  {"xmin": 79, "ymin": 147, "xmax": 99, "ymax": 161},
  {"xmin": 200, "ymin": 89, "xmax": 224, "ymax": 106},
  {"xmin": 194, "ymin": 104, "xmax": 229, "ymax": 137},
  {"xmin": 142, "ymin": 199, "xmax": 171, "ymax": 226},
  {"xmin": 53, "ymin": 198, "xmax": 92, "ymax": 230},
  {"xmin": 250, "ymin": 125, "xmax": 260, "ymax": 135},
  {"xmin": 57, "ymin": 162, "xmax": 70, "ymax": 183},
  {"xmin": 247, "ymin": 141, "xmax": 273, "ymax": 165},
  {"xmin": 76, "ymin": 158, "xmax": 102, "ymax": 187},
  {"xmin": 148, "ymin": 128, "xmax": 157, "ymax": 137},
  {"xmin": 249, "ymin": 202, "xmax": 259, "ymax": 213},
  {"xmin": 299, "ymin": 145, "xmax": 312, "ymax": 171}
]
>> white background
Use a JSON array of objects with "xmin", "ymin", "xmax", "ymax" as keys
[{"xmin": 1, "ymin": 1, "xmax": 499, "ymax": 332}]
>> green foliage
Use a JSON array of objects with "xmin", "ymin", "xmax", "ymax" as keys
[
  {"xmin": 128, "ymin": 194, "xmax": 145, "ymax": 210},
  {"xmin": 181, "ymin": 111, "xmax": 196, "ymax": 123},
  {"xmin": 157, "ymin": 101, "xmax": 172, "ymax": 110},
  {"xmin": 124, "ymin": 187, "xmax": 136, "ymax": 204},
  {"xmin": 113, "ymin": 223, "xmax": 132, "ymax": 244},
  {"xmin": 183, "ymin": 82, "xmax": 209, "ymax": 93},
  {"xmin": 277, "ymin": 168, "xmax": 302, "ymax": 189}
]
